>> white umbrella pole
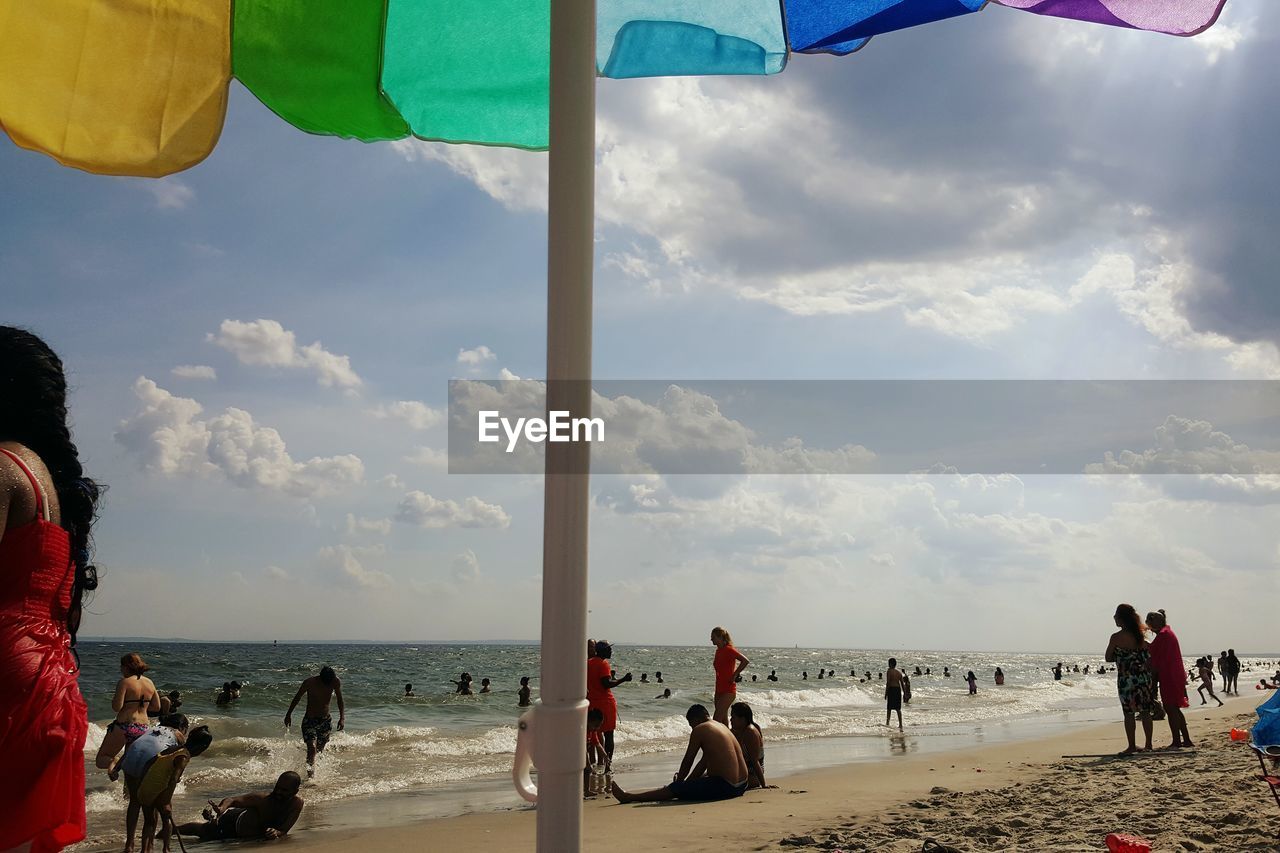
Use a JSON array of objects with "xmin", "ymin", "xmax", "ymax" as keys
[{"xmin": 536, "ymin": 1, "xmax": 596, "ymax": 851}]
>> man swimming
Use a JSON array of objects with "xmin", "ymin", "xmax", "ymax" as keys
[
  {"xmin": 175, "ymin": 772, "xmax": 304, "ymax": 841},
  {"xmin": 284, "ymin": 665, "xmax": 345, "ymax": 778},
  {"xmin": 611, "ymin": 704, "xmax": 748, "ymax": 804}
]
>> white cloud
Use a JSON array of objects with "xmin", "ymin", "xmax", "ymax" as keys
[
  {"xmin": 369, "ymin": 400, "xmax": 443, "ymax": 430},
  {"xmin": 1193, "ymin": 21, "xmax": 1248, "ymax": 65},
  {"xmin": 457, "ymin": 346, "xmax": 497, "ymax": 370},
  {"xmin": 404, "ymin": 446, "xmax": 448, "ymax": 470},
  {"xmin": 316, "ymin": 545, "xmax": 391, "ymax": 589},
  {"xmin": 394, "ymin": 491, "xmax": 511, "ymax": 529},
  {"xmin": 452, "ymin": 549, "xmax": 481, "ymax": 584},
  {"xmin": 265, "ymin": 565, "xmax": 291, "ymax": 581},
  {"xmin": 346, "ymin": 514, "xmax": 393, "ymax": 536},
  {"xmin": 116, "ymin": 377, "xmax": 364, "ymax": 497},
  {"xmin": 378, "ymin": 473, "xmax": 405, "ymax": 490},
  {"xmin": 1085, "ymin": 415, "xmax": 1280, "ymax": 475},
  {"xmin": 171, "ymin": 365, "xmax": 217, "ymax": 381},
  {"xmin": 146, "ymin": 178, "xmax": 195, "ymax": 210},
  {"xmin": 209, "ymin": 319, "xmax": 362, "ymax": 389}
]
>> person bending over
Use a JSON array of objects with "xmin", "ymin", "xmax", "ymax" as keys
[
  {"xmin": 176, "ymin": 772, "xmax": 304, "ymax": 841},
  {"xmin": 611, "ymin": 704, "xmax": 747, "ymax": 804}
]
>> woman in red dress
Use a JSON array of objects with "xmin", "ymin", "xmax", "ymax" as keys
[
  {"xmin": 0, "ymin": 327, "xmax": 103, "ymax": 852},
  {"xmin": 1147, "ymin": 609, "xmax": 1193, "ymax": 749},
  {"xmin": 710, "ymin": 626, "xmax": 749, "ymax": 725}
]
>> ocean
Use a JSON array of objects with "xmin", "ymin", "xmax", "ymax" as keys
[{"xmin": 73, "ymin": 641, "xmax": 1277, "ymax": 851}]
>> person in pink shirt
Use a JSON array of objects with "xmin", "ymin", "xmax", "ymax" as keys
[{"xmin": 1147, "ymin": 609, "xmax": 1193, "ymax": 749}]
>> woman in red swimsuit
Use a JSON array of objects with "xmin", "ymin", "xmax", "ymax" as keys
[
  {"xmin": 711, "ymin": 626, "xmax": 749, "ymax": 725},
  {"xmin": 0, "ymin": 327, "xmax": 103, "ymax": 853}
]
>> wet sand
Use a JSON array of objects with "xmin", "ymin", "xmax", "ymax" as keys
[{"xmin": 270, "ymin": 693, "xmax": 1274, "ymax": 852}]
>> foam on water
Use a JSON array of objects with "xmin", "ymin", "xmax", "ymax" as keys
[{"xmin": 74, "ymin": 641, "xmax": 1280, "ymax": 849}]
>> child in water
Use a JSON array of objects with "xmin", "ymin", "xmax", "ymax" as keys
[{"xmin": 518, "ymin": 677, "xmax": 531, "ymax": 707}]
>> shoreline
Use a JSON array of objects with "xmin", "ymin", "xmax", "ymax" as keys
[{"xmin": 254, "ymin": 693, "xmax": 1264, "ymax": 852}]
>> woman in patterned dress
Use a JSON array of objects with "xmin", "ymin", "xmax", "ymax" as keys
[{"xmin": 1105, "ymin": 603, "xmax": 1160, "ymax": 755}]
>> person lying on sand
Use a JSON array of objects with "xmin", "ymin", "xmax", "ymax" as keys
[
  {"xmin": 176, "ymin": 772, "xmax": 304, "ymax": 841},
  {"xmin": 611, "ymin": 704, "xmax": 747, "ymax": 804}
]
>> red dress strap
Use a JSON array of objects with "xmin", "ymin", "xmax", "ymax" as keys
[{"xmin": 0, "ymin": 447, "xmax": 49, "ymax": 522}]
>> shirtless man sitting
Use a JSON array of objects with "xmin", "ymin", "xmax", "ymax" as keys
[
  {"xmin": 611, "ymin": 704, "xmax": 748, "ymax": 804},
  {"xmin": 175, "ymin": 772, "xmax": 304, "ymax": 842},
  {"xmin": 284, "ymin": 666, "xmax": 345, "ymax": 777}
]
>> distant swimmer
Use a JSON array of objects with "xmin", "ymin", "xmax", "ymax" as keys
[
  {"xmin": 751, "ymin": 674, "xmax": 757, "ymax": 682},
  {"xmin": 1053, "ymin": 663, "xmax": 1063, "ymax": 681},
  {"xmin": 828, "ymin": 670, "xmax": 835, "ymax": 678},
  {"xmin": 914, "ymin": 667, "xmax": 922, "ymax": 676},
  {"xmin": 640, "ymin": 673, "xmax": 649, "ymax": 683},
  {"xmin": 655, "ymin": 671, "xmax": 664, "ymax": 684},
  {"xmin": 216, "ymin": 682, "xmax": 235, "ymax": 706},
  {"xmin": 177, "ymin": 772, "xmax": 304, "ymax": 842},
  {"xmin": 802, "ymin": 671, "xmax": 808, "ymax": 680},
  {"xmin": 943, "ymin": 667, "xmax": 950, "ymax": 678},
  {"xmin": 817, "ymin": 670, "xmax": 824, "ymax": 680},
  {"xmin": 768, "ymin": 670, "xmax": 779, "ymax": 682},
  {"xmin": 480, "ymin": 678, "xmax": 492, "ymax": 694},
  {"xmin": 404, "ymin": 684, "xmax": 414, "ymax": 698},
  {"xmin": 885, "ymin": 658, "xmax": 905, "ymax": 731},
  {"xmin": 611, "ymin": 705, "xmax": 747, "ymax": 804},
  {"xmin": 902, "ymin": 674, "xmax": 912, "ymax": 705},
  {"xmin": 994, "ymin": 667, "xmax": 1005, "ymax": 686},
  {"xmin": 966, "ymin": 671, "xmax": 978, "ymax": 695},
  {"xmin": 519, "ymin": 677, "xmax": 532, "ymax": 707},
  {"xmin": 284, "ymin": 665, "xmax": 346, "ymax": 778},
  {"xmin": 452, "ymin": 672, "xmax": 474, "ymax": 695},
  {"xmin": 656, "ymin": 688, "xmax": 672, "ymax": 699}
]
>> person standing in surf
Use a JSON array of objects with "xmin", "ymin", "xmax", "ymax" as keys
[
  {"xmin": 885, "ymin": 658, "xmax": 905, "ymax": 730},
  {"xmin": 710, "ymin": 626, "xmax": 750, "ymax": 725},
  {"xmin": 587, "ymin": 640, "xmax": 630, "ymax": 764},
  {"xmin": 284, "ymin": 665, "xmax": 345, "ymax": 777}
]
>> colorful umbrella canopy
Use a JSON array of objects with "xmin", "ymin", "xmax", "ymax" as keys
[{"xmin": 0, "ymin": 0, "xmax": 1227, "ymax": 176}]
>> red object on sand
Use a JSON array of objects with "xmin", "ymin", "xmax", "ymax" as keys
[
  {"xmin": 1231, "ymin": 728, "xmax": 1250, "ymax": 741},
  {"xmin": 1106, "ymin": 833, "xmax": 1151, "ymax": 853}
]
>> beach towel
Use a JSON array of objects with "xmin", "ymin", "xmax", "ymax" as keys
[{"xmin": 1253, "ymin": 689, "xmax": 1280, "ymax": 748}]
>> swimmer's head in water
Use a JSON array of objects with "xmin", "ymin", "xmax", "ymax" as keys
[
  {"xmin": 186, "ymin": 726, "xmax": 213, "ymax": 757},
  {"xmin": 319, "ymin": 666, "xmax": 336, "ymax": 685},
  {"xmin": 587, "ymin": 708, "xmax": 604, "ymax": 729},
  {"xmin": 685, "ymin": 704, "xmax": 711, "ymax": 725},
  {"xmin": 159, "ymin": 713, "xmax": 189, "ymax": 733},
  {"xmin": 121, "ymin": 653, "xmax": 149, "ymax": 677},
  {"xmin": 405, "ymin": 683, "xmax": 412, "ymax": 691},
  {"xmin": 272, "ymin": 771, "xmax": 302, "ymax": 800}
]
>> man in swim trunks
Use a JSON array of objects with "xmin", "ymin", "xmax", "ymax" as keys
[
  {"xmin": 175, "ymin": 772, "xmax": 304, "ymax": 841},
  {"xmin": 611, "ymin": 704, "xmax": 748, "ymax": 804},
  {"xmin": 123, "ymin": 726, "xmax": 213, "ymax": 853},
  {"xmin": 284, "ymin": 665, "xmax": 345, "ymax": 777},
  {"xmin": 885, "ymin": 658, "xmax": 905, "ymax": 731}
]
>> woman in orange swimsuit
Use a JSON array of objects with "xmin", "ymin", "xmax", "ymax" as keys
[
  {"xmin": 0, "ymin": 326, "xmax": 104, "ymax": 852},
  {"xmin": 711, "ymin": 626, "xmax": 749, "ymax": 725}
]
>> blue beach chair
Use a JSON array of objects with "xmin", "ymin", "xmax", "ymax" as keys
[{"xmin": 1250, "ymin": 690, "xmax": 1280, "ymax": 811}]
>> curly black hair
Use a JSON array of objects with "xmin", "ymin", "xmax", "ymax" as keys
[{"xmin": 0, "ymin": 326, "xmax": 103, "ymax": 646}]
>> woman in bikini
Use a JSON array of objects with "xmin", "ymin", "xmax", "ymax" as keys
[
  {"xmin": 730, "ymin": 701, "xmax": 767, "ymax": 789},
  {"xmin": 97, "ymin": 652, "xmax": 161, "ymax": 771},
  {"xmin": 711, "ymin": 626, "xmax": 749, "ymax": 725},
  {"xmin": 1, "ymin": 327, "xmax": 104, "ymax": 852}
]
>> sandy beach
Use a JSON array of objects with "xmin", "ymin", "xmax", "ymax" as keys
[{"xmin": 272, "ymin": 695, "xmax": 1273, "ymax": 852}]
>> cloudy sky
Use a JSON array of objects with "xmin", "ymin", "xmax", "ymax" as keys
[{"xmin": 3, "ymin": 2, "xmax": 1276, "ymax": 653}]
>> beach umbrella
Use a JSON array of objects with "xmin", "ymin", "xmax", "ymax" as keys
[{"xmin": 0, "ymin": 1, "xmax": 1229, "ymax": 849}]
